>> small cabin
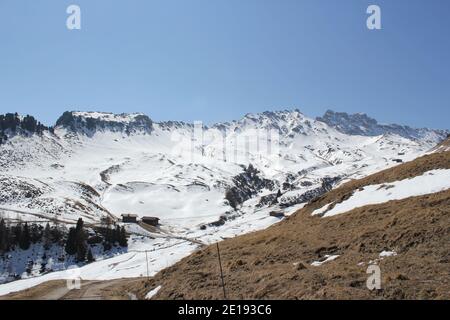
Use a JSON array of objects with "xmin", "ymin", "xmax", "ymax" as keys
[
  {"xmin": 141, "ymin": 216, "xmax": 160, "ymax": 226},
  {"xmin": 269, "ymin": 211, "xmax": 285, "ymax": 218},
  {"xmin": 121, "ymin": 214, "xmax": 138, "ymax": 223}
]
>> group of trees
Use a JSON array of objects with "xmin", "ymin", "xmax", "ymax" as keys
[
  {"xmin": 0, "ymin": 220, "xmax": 63, "ymax": 254},
  {"xmin": 1, "ymin": 217, "xmax": 128, "ymax": 265},
  {"xmin": 95, "ymin": 225, "xmax": 128, "ymax": 251},
  {"xmin": 64, "ymin": 218, "xmax": 128, "ymax": 262},
  {"xmin": 0, "ymin": 113, "xmax": 53, "ymax": 143},
  {"xmin": 65, "ymin": 218, "xmax": 91, "ymax": 262}
]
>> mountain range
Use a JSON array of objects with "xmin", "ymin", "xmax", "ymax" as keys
[{"xmin": 0, "ymin": 108, "xmax": 448, "ymax": 294}]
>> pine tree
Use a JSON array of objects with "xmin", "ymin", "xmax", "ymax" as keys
[
  {"xmin": 114, "ymin": 225, "xmax": 121, "ymax": 245},
  {"xmin": 119, "ymin": 226, "xmax": 128, "ymax": 247},
  {"xmin": 13, "ymin": 224, "xmax": 22, "ymax": 247},
  {"xmin": 225, "ymin": 189, "xmax": 239, "ymax": 210},
  {"xmin": 76, "ymin": 239, "xmax": 87, "ymax": 262},
  {"xmin": 74, "ymin": 218, "xmax": 87, "ymax": 262},
  {"xmin": 65, "ymin": 228, "xmax": 77, "ymax": 255},
  {"xmin": 0, "ymin": 219, "xmax": 8, "ymax": 253},
  {"xmin": 87, "ymin": 248, "xmax": 95, "ymax": 262},
  {"xmin": 75, "ymin": 218, "xmax": 84, "ymax": 232},
  {"xmin": 43, "ymin": 223, "xmax": 52, "ymax": 250},
  {"xmin": 19, "ymin": 223, "xmax": 31, "ymax": 250}
]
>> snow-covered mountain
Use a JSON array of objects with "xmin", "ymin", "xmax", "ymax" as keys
[
  {"xmin": 0, "ymin": 109, "xmax": 447, "ymax": 291},
  {"xmin": 0, "ymin": 109, "xmax": 446, "ymax": 226},
  {"xmin": 316, "ymin": 110, "xmax": 448, "ymax": 143}
]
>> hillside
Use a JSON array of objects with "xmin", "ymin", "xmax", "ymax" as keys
[
  {"xmin": 126, "ymin": 149, "xmax": 450, "ymax": 300},
  {"xmin": 430, "ymin": 135, "xmax": 450, "ymax": 153}
]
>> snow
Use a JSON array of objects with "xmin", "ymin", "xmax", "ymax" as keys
[
  {"xmin": 379, "ymin": 250, "xmax": 397, "ymax": 258},
  {"xmin": 311, "ymin": 203, "xmax": 332, "ymax": 216},
  {"xmin": 0, "ymin": 110, "xmax": 440, "ymax": 295},
  {"xmin": 145, "ymin": 285, "xmax": 162, "ymax": 299},
  {"xmin": 314, "ymin": 169, "xmax": 450, "ymax": 217},
  {"xmin": 0, "ymin": 234, "xmax": 196, "ymax": 296},
  {"xmin": 71, "ymin": 112, "xmax": 146, "ymax": 123},
  {"xmin": 311, "ymin": 255, "xmax": 340, "ymax": 266}
]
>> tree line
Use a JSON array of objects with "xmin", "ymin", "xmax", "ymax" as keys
[
  {"xmin": 0, "ymin": 218, "xmax": 128, "ymax": 263},
  {"xmin": 0, "ymin": 219, "xmax": 64, "ymax": 253}
]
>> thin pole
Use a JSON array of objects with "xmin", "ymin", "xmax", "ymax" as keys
[
  {"xmin": 216, "ymin": 243, "xmax": 227, "ymax": 300},
  {"xmin": 145, "ymin": 250, "xmax": 149, "ymax": 280}
]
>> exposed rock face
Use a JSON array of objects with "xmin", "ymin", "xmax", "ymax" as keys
[
  {"xmin": 225, "ymin": 164, "xmax": 279, "ymax": 209},
  {"xmin": 317, "ymin": 110, "xmax": 448, "ymax": 143},
  {"xmin": 55, "ymin": 111, "xmax": 153, "ymax": 135},
  {"xmin": 279, "ymin": 176, "xmax": 341, "ymax": 208},
  {"xmin": 0, "ymin": 113, "xmax": 53, "ymax": 144}
]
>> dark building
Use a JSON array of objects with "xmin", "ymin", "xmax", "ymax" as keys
[
  {"xmin": 121, "ymin": 214, "xmax": 138, "ymax": 223},
  {"xmin": 269, "ymin": 211, "xmax": 285, "ymax": 218},
  {"xmin": 141, "ymin": 216, "xmax": 160, "ymax": 226}
]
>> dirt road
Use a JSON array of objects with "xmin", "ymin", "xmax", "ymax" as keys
[{"xmin": 0, "ymin": 278, "xmax": 144, "ymax": 300}]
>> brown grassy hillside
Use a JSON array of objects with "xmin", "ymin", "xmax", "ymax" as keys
[{"xmin": 127, "ymin": 151, "xmax": 450, "ymax": 300}]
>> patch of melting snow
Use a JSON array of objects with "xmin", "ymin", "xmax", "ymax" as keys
[
  {"xmin": 145, "ymin": 285, "xmax": 162, "ymax": 300},
  {"xmin": 311, "ymin": 203, "xmax": 332, "ymax": 216},
  {"xmin": 311, "ymin": 255, "xmax": 340, "ymax": 266},
  {"xmin": 312, "ymin": 169, "xmax": 450, "ymax": 218},
  {"xmin": 127, "ymin": 292, "xmax": 138, "ymax": 300},
  {"xmin": 379, "ymin": 250, "xmax": 397, "ymax": 258}
]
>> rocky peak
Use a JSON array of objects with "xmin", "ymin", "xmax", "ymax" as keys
[
  {"xmin": 317, "ymin": 110, "xmax": 448, "ymax": 143},
  {"xmin": 0, "ymin": 113, "xmax": 53, "ymax": 144},
  {"xmin": 55, "ymin": 111, "xmax": 153, "ymax": 135}
]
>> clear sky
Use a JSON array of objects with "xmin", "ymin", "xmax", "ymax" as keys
[{"xmin": 0, "ymin": 0, "xmax": 449, "ymax": 129}]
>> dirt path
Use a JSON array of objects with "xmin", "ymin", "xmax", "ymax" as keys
[
  {"xmin": 61, "ymin": 279, "xmax": 133, "ymax": 300},
  {"xmin": 1, "ymin": 278, "xmax": 143, "ymax": 300}
]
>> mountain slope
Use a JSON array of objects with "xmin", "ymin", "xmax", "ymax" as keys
[
  {"xmin": 0, "ymin": 110, "xmax": 448, "ymax": 291},
  {"xmin": 128, "ymin": 149, "xmax": 450, "ymax": 300},
  {"xmin": 1, "ymin": 109, "xmax": 442, "ymax": 227},
  {"xmin": 317, "ymin": 110, "xmax": 448, "ymax": 143}
]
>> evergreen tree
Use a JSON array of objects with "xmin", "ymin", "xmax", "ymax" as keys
[
  {"xmin": 19, "ymin": 223, "xmax": 31, "ymax": 250},
  {"xmin": 0, "ymin": 219, "xmax": 8, "ymax": 253},
  {"xmin": 76, "ymin": 239, "xmax": 87, "ymax": 262},
  {"xmin": 65, "ymin": 228, "xmax": 77, "ymax": 255},
  {"xmin": 225, "ymin": 189, "xmax": 239, "ymax": 210},
  {"xmin": 74, "ymin": 218, "xmax": 87, "ymax": 261},
  {"xmin": 87, "ymin": 248, "xmax": 95, "ymax": 262},
  {"xmin": 119, "ymin": 226, "xmax": 128, "ymax": 247},
  {"xmin": 75, "ymin": 218, "xmax": 84, "ymax": 233},
  {"xmin": 43, "ymin": 223, "xmax": 52, "ymax": 250},
  {"xmin": 13, "ymin": 224, "xmax": 22, "ymax": 247},
  {"xmin": 29, "ymin": 224, "xmax": 41, "ymax": 243},
  {"xmin": 114, "ymin": 225, "xmax": 121, "ymax": 245}
]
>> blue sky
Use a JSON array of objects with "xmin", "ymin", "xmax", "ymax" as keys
[{"xmin": 0, "ymin": 0, "xmax": 449, "ymax": 129}]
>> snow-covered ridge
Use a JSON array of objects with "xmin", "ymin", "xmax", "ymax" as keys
[
  {"xmin": 55, "ymin": 111, "xmax": 153, "ymax": 135},
  {"xmin": 71, "ymin": 111, "xmax": 148, "ymax": 123},
  {"xmin": 317, "ymin": 110, "xmax": 448, "ymax": 143}
]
